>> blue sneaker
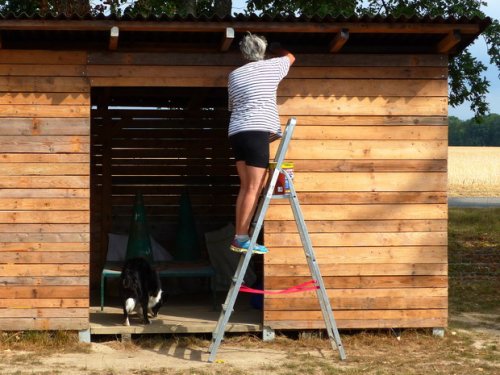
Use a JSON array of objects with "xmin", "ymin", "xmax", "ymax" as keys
[{"xmin": 230, "ymin": 238, "xmax": 268, "ymax": 254}]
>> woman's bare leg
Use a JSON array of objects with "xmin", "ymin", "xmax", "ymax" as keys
[{"xmin": 235, "ymin": 161, "xmax": 267, "ymax": 236}]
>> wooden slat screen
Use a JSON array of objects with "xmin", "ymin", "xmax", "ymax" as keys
[{"xmin": 90, "ymin": 87, "xmax": 234, "ymax": 286}]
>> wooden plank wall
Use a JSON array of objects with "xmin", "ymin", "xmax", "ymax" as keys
[
  {"xmin": 0, "ymin": 51, "xmax": 90, "ymax": 330},
  {"xmin": 0, "ymin": 50, "xmax": 448, "ymax": 331},
  {"xmin": 266, "ymin": 54, "xmax": 449, "ymax": 329}
]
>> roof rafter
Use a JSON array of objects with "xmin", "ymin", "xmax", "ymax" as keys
[
  {"xmin": 436, "ymin": 29, "xmax": 461, "ymax": 53},
  {"xmin": 109, "ymin": 26, "xmax": 119, "ymax": 50},
  {"xmin": 220, "ymin": 27, "xmax": 234, "ymax": 52},
  {"xmin": 329, "ymin": 28, "xmax": 349, "ymax": 53}
]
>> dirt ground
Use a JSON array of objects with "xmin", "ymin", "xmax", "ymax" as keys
[
  {"xmin": 1, "ymin": 311, "xmax": 499, "ymax": 375},
  {"xmin": 1, "ymin": 340, "xmax": 291, "ymax": 374}
]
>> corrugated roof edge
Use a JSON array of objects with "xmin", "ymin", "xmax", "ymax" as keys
[{"xmin": 0, "ymin": 11, "xmax": 492, "ymax": 29}]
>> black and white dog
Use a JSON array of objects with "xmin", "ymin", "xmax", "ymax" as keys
[{"xmin": 119, "ymin": 257, "xmax": 165, "ymax": 326}]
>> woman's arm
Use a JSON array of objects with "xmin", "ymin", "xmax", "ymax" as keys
[{"xmin": 269, "ymin": 42, "xmax": 295, "ymax": 65}]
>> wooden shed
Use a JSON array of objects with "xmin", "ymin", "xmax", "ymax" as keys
[{"xmin": 0, "ymin": 13, "xmax": 489, "ymax": 336}]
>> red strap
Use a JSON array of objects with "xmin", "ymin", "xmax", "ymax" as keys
[{"xmin": 240, "ymin": 280, "xmax": 319, "ymax": 295}]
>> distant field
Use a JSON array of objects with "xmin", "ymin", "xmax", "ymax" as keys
[{"xmin": 448, "ymin": 147, "xmax": 500, "ymax": 197}]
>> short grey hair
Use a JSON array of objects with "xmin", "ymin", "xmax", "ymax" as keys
[{"xmin": 239, "ymin": 32, "xmax": 267, "ymax": 61}]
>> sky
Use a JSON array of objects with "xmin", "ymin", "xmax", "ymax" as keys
[
  {"xmin": 232, "ymin": 0, "xmax": 499, "ymax": 120},
  {"xmin": 448, "ymin": 2, "xmax": 500, "ymax": 119}
]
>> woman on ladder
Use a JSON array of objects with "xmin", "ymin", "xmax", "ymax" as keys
[{"xmin": 227, "ymin": 32, "xmax": 295, "ymax": 254}]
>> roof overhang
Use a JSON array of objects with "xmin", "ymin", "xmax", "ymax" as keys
[{"xmin": 0, "ymin": 13, "xmax": 491, "ymax": 55}]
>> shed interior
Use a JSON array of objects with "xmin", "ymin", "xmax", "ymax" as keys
[{"xmin": 89, "ymin": 86, "xmax": 261, "ymax": 303}]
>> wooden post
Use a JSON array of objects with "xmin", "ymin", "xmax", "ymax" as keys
[{"xmin": 100, "ymin": 89, "xmax": 113, "ymax": 268}]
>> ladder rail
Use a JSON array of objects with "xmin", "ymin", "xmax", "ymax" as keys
[
  {"xmin": 249, "ymin": 117, "xmax": 296, "ymax": 231},
  {"xmin": 273, "ymin": 117, "xmax": 296, "ymax": 167},
  {"xmin": 208, "ymin": 119, "xmax": 297, "ymax": 362},
  {"xmin": 208, "ymin": 241, "xmax": 253, "ymax": 356},
  {"xmin": 285, "ymin": 171, "xmax": 347, "ymax": 360},
  {"xmin": 208, "ymin": 157, "xmax": 280, "ymax": 359},
  {"xmin": 208, "ymin": 117, "xmax": 346, "ymax": 362}
]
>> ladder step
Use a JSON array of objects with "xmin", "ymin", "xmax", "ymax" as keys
[{"xmin": 207, "ymin": 117, "xmax": 345, "ymax": 363}]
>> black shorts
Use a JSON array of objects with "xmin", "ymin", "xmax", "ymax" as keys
[{"xmin": 229, "ymin": 131, "xmax": 270, "ymax": 169}]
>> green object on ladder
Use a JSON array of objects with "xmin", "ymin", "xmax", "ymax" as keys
[
  {"xmin": 174, "ymin": 191, "xmax": 200, "ymax": 262},
  {"xmin": 125, "ymin": 192, "xmax": 154, "ymax": 263}
]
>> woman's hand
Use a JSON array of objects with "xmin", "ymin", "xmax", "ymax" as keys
[{"xmin": 268, "ymin": 42, "xmax": 295, "ymax": 65}]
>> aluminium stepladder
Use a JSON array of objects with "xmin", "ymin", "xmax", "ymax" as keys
[{"xmin": 208, "ymin": 117, "xmax": 346, "ymax": 362}]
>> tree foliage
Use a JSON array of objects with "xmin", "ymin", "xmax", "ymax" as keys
[
  {"xmin": 92, "ymin": 0, "xmax": 231, "ymax": 17},
  {"xmin": 0, "ymin": 0, "xmax": 91, "ymax": 14},
  {"xmin": 449, "ymin": 114, "xmax": 500, "ymax": 146},
  {"xmin": 0, "ymin": 0, "xmax": 498, "ymax": 120},
  {"xmin": 0, "ymin": 0, "xmax": 231, "ymax": 17},
  {"xmin": 246, "ymin": 0, "xmax": 357, "ymax": 16}
]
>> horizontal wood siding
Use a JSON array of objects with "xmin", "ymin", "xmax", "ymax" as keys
[
  {"xmin": 0, "ymin": 50, "xmax": 90, "ymax": 331},
  {"xmin": 265, "ymin": 54, "xmax": 448, "ymax": 329},
  {"xmin": 0, "ymin": 50, "xmax": 448, "ymax": 331}
]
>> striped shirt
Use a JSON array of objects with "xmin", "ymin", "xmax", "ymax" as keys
[{"xmin": 228, "ymin": 56, "xmax": 290, "ymax": 141}]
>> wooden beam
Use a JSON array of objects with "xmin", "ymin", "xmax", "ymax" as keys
[
  {"xmin": 330, "ymin": 29, "xmax": 349, "ymax": 53},
  {"xmin": 0, "ymin": 32, "xmax": 2, "ymax": 49},
  {"xmin": 108, "ymin": 26, "xmax": 119, "ymax": 50},
  {"xmin": 436, "ymin": 29, "xmax": 461, "ymax": 53},
  {"xmin": 0, "ymin": 20, "xmax": 481, "ymax": 35},
  {"xmin": 220, "ymin": 27, "xmax": 234, "ymax": 52}
]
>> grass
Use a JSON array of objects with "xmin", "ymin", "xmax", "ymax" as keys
[
  {"xmin": 448, "ymin": 208, "xmax": 500, "ymax": 248},
  {"xmin": 0, "ymin": 330, "xmax": 89, "ymax": 354},
  {"xmin": 448, "ymin": 208, "xmax": 500, "ymax": 314},
  {"xmin": 0, "ymin": 331, "xmax": 91, "ymax": 375},
  {"xmin": 448, "ymin": 147, "xmax": 500, "ymax": 197}
]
